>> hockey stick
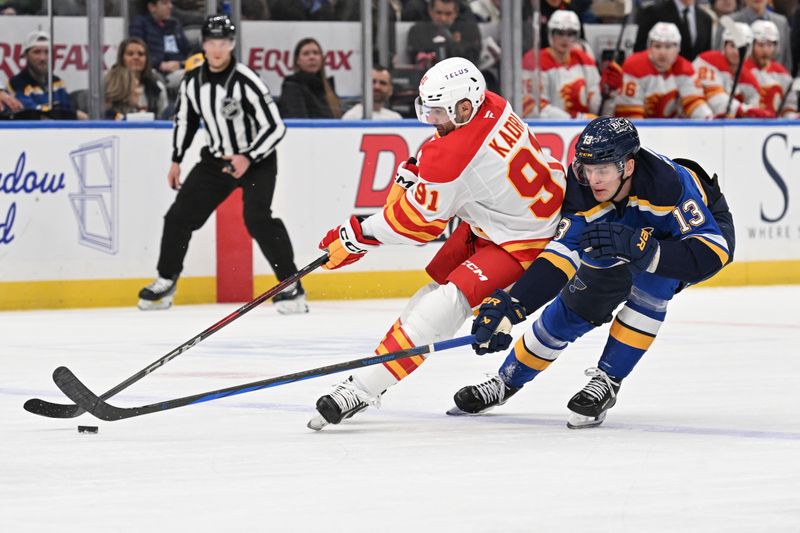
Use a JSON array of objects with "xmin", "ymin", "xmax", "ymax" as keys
[
  {"xmin": 599, "ymin": 0, "xmax": 633, "ymax": 115},
  {"xmin": 52, "ymin": 335, "xmax": 476, "ymax": 421},
  {"xmin": 721, "ymin": 17, "xmax": 749, "ymax": 117},
  {"xmin": 775, "ymin": 72, "xmax": 800, "ymax": 117},
  {"xmin": 23, "ymin": 254, "xmax": 329, "ymax": 419}
]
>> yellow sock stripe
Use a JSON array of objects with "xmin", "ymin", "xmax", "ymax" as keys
[
  {"xmin": 609, "ymin": 319, "xmax": 655, "ymax": 350},
  {"xmin": 410, "ymin": 355, "xmax": 426, "ymax": 366},
  {"xmin": 385, "ymin": 360, "xmax": 409, "ymax": 379},
  {"xmin": 513, "ymin": 336, "xmax": 555, "ymax": 372},
  {"xmin": 390, "ymin": 328, "xmax": 414, "ymax": 350}
]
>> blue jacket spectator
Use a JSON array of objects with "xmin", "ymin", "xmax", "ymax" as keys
[
  {"xmin": 129, "ymin": 0, "xmax": 191, "ymax": 81},
  {"xmin": 9, "ymin": 31, "xmax": 74, "ymax": 114}
]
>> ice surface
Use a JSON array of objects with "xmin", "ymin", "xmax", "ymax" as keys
[{"xmin": 2, "ymin": 286, "xmax": 799, "ymax": 532}]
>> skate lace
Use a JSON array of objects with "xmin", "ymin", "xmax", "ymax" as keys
[
  {"xmin": 146, "ymin": 277, "xmax": 174, "ymax": 293},
  {"xmin": 580, "ymin": 367, "xmax": 616, "ymax": 402},
  {"xmin": 475, "ymin": 375, "xmax": 506, "ymax": 405},
  {"xmin": 329, "ymin": 379, "xmax": 381, "ymax": 410}
]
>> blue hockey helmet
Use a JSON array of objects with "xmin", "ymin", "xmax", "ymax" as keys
[{"xmin": 573, "ymin": 117, "xmax": 640, "ymax": 185}]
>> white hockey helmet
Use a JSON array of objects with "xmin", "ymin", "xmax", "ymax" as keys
[
  {"xmin": 548, "ymin": 10, "xmax": 581, "ymax": 34},
  {"xmin": 647, "ymin": 22, "xmax": 681, "ymax": 47},
  {"xmin": 751, "ymin": 20, "xmax": 779, "ymax": 44},
  {"xmin": 722, "ymin": 22, "xmax": 753, "ymax": 48},
  {"xmin": 415, "ymin": 57, "xmax": 486, "ymax": 126}
]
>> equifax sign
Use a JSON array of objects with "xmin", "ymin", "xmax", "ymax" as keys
[{"xmin": 352, "ymin": 130, "xmax": 580, "ymax": 208}]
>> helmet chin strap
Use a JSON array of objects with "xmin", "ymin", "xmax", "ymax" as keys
[{"xmin": 609, "ymin": 166, "xmax": 632, "ymax": 201}]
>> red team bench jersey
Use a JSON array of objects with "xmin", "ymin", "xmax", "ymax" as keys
[
  {"xmin": 743, "ymin": 57, "xmax": 799, "ymax": 118},
  {"xmin": 615, "ymin": 50, "xmax": 712, "ymax": 119},
  {"xmin": 521, "ymin": 48, "xmax": 602, "ymax": 118},
  {"xmin": 361, "ymin": 91, "xmax": 568, "ymax": 268},
  {"xmin": 693, "ymin": 50, "xmax": 762, "ymax": 117}
]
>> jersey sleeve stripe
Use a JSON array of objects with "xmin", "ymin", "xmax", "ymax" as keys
[
  {"xmin": 577, "ymin": 202, "xmax": 615, "ymax": 222},
  {"xmin": 383, "ymin": 195, "xmax": 448, "ymax": 242},
  {"xmin": 682, "ymin": 95, "xmax": 707, "ymax": 116},
  {"xmin": 629, "ymin": 197, "xmax": 674, "ymax": 215},
  {"xmin": 680, "ymin": 166, "xmax": 709, "ymax": 206},
  {"xmin": 538, "ymin": 250, "xmax": 578, "ymax": 278},
  {"xmin": 687, "ymin": 235, "xmax": 730, "ymax": 264}
]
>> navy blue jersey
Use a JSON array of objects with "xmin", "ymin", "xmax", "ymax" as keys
[{"xmin": 510, "ymin": 148, "xmax": 732, "ymax": 313}]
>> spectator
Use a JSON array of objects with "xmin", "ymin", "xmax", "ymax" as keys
[
  {"xmin": 0, "ymin": 1, "xmax": 18, "ymax": 14},
  {"xmin": 406, "ymin": 0, "xmax": 482, "ymax": 66},
  {"xmin": 730, "ymin": 0, "xmax": 793, "ymax": 70},
  {"xmin": 279, "ymin": 38, "xmax": 342, "ymax": 118},
  {"xmin": 743, "ymin": 20, "xmax": 798, "ymax": 117},
  {"xmin": 129, "ymin": 0, "xmax": 191, "ymax": 89},
  {"xmin": 9, "ymin": 30, "xmax": 86, "ymax": 119},
  {"xmin": 241, "ymin": 0, "xmax": 270, "ymax": 20},
  {"xmin": 338, "ymin": 0, "xmax": 398, "ymax": 65},
  {"xmin": 402, "ymin": 0, "xmax": 475, "ymax": 21},
  {"xmin": 693, "ymin": 22, "xmax": 772, "ymax": 117},
  {"xmin": 616, "ymin": 22, "xmax": 713, "ymax": 118},
  {"xmin": 103, "ymin": 66, "xmax": 139, "ymax": 120},
  {"xmin": 342, "ymin": 66, "xmax": 403, "ymax": 119},
  {"xmin": 171, "ymin": 0, "xmax": 206, "ymax": 25},
  {"xmin": 700, "ymin": 0, "xmax": 739, "ymax": 50},
  {"xmin": 0, "ymin": 81, "xmax": 24, "ymax": 113},
  {"xmin": 114, "ymin": 37, "xmax": 168, "ymax": 117},
  {"xmin": 635, "ymin": 0, "xmax": 713, "ymax": 61}
]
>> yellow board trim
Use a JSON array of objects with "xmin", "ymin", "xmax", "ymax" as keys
[{"xmin": 2, "ymin": 261, "xmax": 800, "ymax": 311}]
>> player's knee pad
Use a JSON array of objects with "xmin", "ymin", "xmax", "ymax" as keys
[
  {"xmin": 400, "ymin": 282, "xmax": 471, "ymax": 345},
  {"xmin": 560, "ymin": 265, "xmax": 632, "ymax": 326}
]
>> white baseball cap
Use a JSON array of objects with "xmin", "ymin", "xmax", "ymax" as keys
[{"xmin": 23, "ymin": 30, "xmax": 50, "ymax": 53}]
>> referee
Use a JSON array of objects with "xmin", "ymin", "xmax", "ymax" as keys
[{"xmin": 138, "ymin": 14, "xmax": 307, "ymax": 314}]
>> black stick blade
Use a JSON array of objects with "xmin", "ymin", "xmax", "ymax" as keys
[
  {"xmin": 23, "ymin": 398, "xmax": 85, "ymax": 419},
  {"xmin": 52, "ymin": 367, "xmax": 124, "ymax": 422}
]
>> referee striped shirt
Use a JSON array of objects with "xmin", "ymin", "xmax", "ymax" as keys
[{"xmin": 171, "ymin": 58, "xmax": 286, "ymax": 164}]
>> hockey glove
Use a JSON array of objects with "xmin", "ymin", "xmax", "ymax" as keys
[
  {"xmin": 385, "ymin": 157, "xmax": 419, "ymax": 206},
  {"xmin": 600, "ymin": 62, "xmax": 623, "ymax": 97},
  {"xmin": 471, "ymin": 289, "xmax": 527, "ymax": 355},
  {"xmin": 319, "ymin": 215, "xmax": 381, "ymax": 270},
  {"xmin": 580, "ymin": 222, "xmax": 659, "ymax": 274}
]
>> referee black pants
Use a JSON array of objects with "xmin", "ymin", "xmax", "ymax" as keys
[{"xmin": 156, "ymin": 148, "xmax": 299, "ymax": 282}]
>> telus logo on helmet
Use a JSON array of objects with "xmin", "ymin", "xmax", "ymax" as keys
[{"xmin": 444, "ymin": 68, "xmax": 468, "ymax": 79}]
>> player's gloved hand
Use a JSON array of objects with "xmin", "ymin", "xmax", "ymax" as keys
[
  {"xmin": 385, "ymin": 157, "xmax": 419, "ymax": 205},
  {"xmin": 580, "ymin": 222, "xmax": 660, "ymax": 274},
  {"xmin": 319, "ymin": 215, "xmax": 381, "ymax": 270},
  {"xmin": 600, "ymin": 62, "xmax": 623, "ymax": 97},
  {"xmin": 739, "ymin": 106, "xmax": 776, "ymax": 119},
  {"xmin": 471, "ymin": 289, "xmax": 527, "ymax": 355}
]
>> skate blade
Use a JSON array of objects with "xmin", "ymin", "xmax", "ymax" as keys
[
  {"xmin": 566, "ymin": 411, "xmax": 607, "ymax": 429},
  {"xmin": 446, "ymin": 405, "xmax": 490, "ymax": 416},
  {"xmin": 137, "ymin": 298, "xmax": 173, "ymax": 311},
  {"xmin": 307, "ymin": 415, "xmax": 329, "ymax": 431}
]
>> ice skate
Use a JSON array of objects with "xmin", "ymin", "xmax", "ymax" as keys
[
  {"xmin": 566, "ymin": 367, "xmax": 621, "ymax": 429},
  {"xmin": 137, "ymin": 276, "xmax": 177, "ymax": 310},
  {"xmin": 447, "ymin": 374, "xmax": 519, "ymax": 416},
  {"xmin": 273, "ymin": 281, "xmax": 308, "ymax": 315},
  {"xmin": 307, "ymin": 376, "xmax": 378, "ymax": 431}
]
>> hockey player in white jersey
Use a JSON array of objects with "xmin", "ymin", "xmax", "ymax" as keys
[
  {"xmin": 615, "ymin": 22, "xmax": 713, "ymax": 119},
  {"xmin": 693, "ymin": 22, "xmax": 773, "ymax": 118},
  {"xmin": 521, "ymin": 11, "xmax": 608, "ymax": 118},
  {"xmin": 743, "ymin": 20, "xmax": 798, "ymax": 118},
  {"xmin": 307, "ymin": 57, "xmax": 568, "ymax": 430}
]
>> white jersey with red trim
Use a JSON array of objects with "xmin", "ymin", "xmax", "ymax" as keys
[
  {"xmin": 361, "ymin": 91, "xmax": 568, "ymax": 267},
  {"xmin": 743, "ymin": 58, "xmax": 799, "ymax": 118},
  {"xmin": 693, "ymin": 51, "xmax": 761, "ymax": 117},
  {"xmin": 521, "ymin": 48, "xmax": 602, "ymax": 118},
  {"xmin": 616, "ymin": 51, "xmax": 713, "ymax": 119}
]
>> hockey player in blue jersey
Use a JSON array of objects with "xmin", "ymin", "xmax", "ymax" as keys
[{"xmin": 449, "ymin": 117, "xmax": 735, "ymax": 428}]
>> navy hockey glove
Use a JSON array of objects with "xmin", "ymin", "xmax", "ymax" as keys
[
  {"xmin": 471, "ymin": 289, "xmax": 527, "ymax": 355},
  {"xmin": 580, "ymin": 222, "xmax": 659, "ymax": 274}
]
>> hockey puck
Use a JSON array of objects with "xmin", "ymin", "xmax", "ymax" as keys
[{"xmin": 77, "ymin": 425, "xmax": 99, "ymax": 434}]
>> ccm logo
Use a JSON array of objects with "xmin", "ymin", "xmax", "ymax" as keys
[{"xmin": 463, "ymin": 260, "xmax": 488, "ymax": 281}]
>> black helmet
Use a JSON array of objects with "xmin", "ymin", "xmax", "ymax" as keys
[
  {"xmin": 202, "ymin": 14, "xmax": 235, "ymax": 40},
  {"xmin": 572, "ymin": 117, "xmax": 640, "ymax": 184}
]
